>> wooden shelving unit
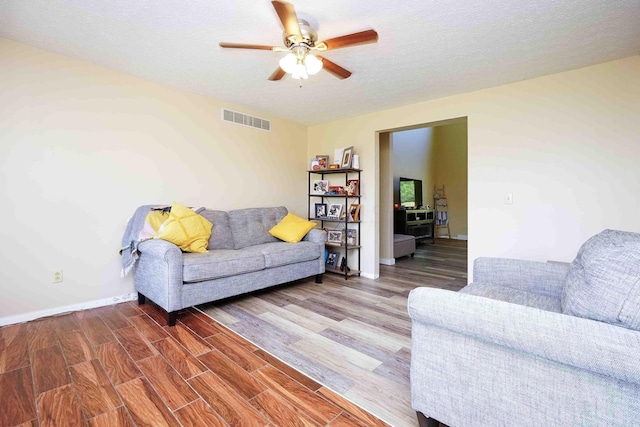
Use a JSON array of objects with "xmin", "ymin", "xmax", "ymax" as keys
[{"xmin": 308, "ymin": 168, "xmax": 361, "ymax": 279}]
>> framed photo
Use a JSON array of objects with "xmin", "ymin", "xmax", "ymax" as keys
[
  {"xmin": 327, "ymin": 203, "xmax": 343, "ymax": 219},
  {"xmin": 312, "ymin": 180, "xmax": 329, "ymax": 194},
  {"xmin": 327, "ymin": 230, "xmax": 344, "ymax": 244},
  {"xmin": 316, "ymin": 155, "xmax": 329, "ymax": 170},
  {"xmin": 346, "ymin": 179, "xmax": 359, "ymax": 196},
  {"xmin": 348, "ymin": 203, "xmax": 360, "ymax": 221},
  {"xmin": 326, "ymin": 251, "xmax": 340, "ymax": 269},
  {"xmin": 341, "ymin": 146, "xmax": 354, "ymax": 168},
  {"xmin": 315, "ymin": 203, "xmax": 327, "ymax": 218},
  {"xmin": 334, "ymin": 148, "xmax": 344, "ymax": 167},
  {"xmin": 328, "ymin": 185, "xmax": 345, "ymax": 195},
  {"xmin": 346, "ymin": 229, "xmax": 358, "ymax": 246}
]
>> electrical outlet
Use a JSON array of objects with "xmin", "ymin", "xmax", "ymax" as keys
[{"xmin": 53, "ymin": 270, "xmax": 63, "ymax": 283}]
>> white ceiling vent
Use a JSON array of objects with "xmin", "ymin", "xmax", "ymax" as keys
[{"xmin": 222, "ymin": 108, "xmax": 271, "ymax": 132}]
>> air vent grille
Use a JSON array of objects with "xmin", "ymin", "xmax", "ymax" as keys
[{"xmin": 222, "ymin": 109, "xmax": 271, "ymax": 132}]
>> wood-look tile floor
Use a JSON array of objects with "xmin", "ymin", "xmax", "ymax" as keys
[
  {"xmin": 200, "ymin": 239, "xmax": 467, "ymax": 427},
  {"xmin": 0, "ymin": 301, "xmax": 390, "ymax": 426}
]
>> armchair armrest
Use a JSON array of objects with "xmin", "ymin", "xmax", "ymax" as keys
[
  {"xmin": 408, "ymin": 287, "xmax": 640, "ymax": 385},
  {"xmin": 473, "ymin": 257, "xmax": 569, "ymax": 298}
]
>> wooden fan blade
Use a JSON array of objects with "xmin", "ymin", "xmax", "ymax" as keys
[
  {"xmin": 219, "ymin": 42, "xmax": 278, "ymax": 51},
  {"xmin": 317, "ymin": 29, "xmax": 378, "ymax": 51},
  {"xmin": 272, "ymin": 1, "xmax": 302, "ymax": 43},
  {"xmin": 316, "ymin": 56, "xmax": 352, "ymax": 79},
  {"xmin": 268, "ymin": 67, "xmax": 287, "ymax": 81}
]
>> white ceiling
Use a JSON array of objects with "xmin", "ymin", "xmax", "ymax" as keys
[{"xmin": 2, "ymin": 1, "xmax": 639, "ymax": 125}]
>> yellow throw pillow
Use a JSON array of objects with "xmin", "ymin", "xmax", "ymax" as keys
[
  {"xmin": 157, "ymin": 202, "xmax": 213, "ymax": 253},
  {"xmin": 146, "ymin": 210, "xmax": 170, "ymax": 233},
  {"xmin": 269, "ymin": 212, "xmax": 316, "ymax": 243}
]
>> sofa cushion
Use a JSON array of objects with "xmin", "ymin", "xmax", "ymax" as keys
[
  {"xmin": 229, "ymin": 207, "xmax": 287, "ymax": 249},
  {"xmin": 269, "ymin": 212, "xmax": 317, "ymax": 243},
  {"xmin": 460, "ymin": 282, "xmax": 562, "ymax": 313},
  {"xmin": 182, "ymin": 249, "xmax": 265, "ymax": 282},
  {"xmin": 157, "ymin": 202, "xmax": 212, "ymax": 253},
  {"xmin": 563, "ymin": 242, "xmax": 640, "ymax": 329},
  {"xmin": 199, "ymin": 210, "xmax": 235, "ymax": 250},
  {"xmin": 620, "ymin": 274, "xmax": 640, "ymax": 330},
  {"xmin": 562, "ymin": 229, "xmax": 640, "ymax": 330},
  {"xmin": 242, "ymin": 241, "xmax": 321, "ymax": 268}
]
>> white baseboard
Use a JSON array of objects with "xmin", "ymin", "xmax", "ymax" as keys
[
  {"xmin": 436, "ymin": 235, "xmax": 468, "ymax": 240},
  {"xmin": 379, "ymin": 258, "xmax": 396, "ymax": 265},
  {"xmin": 360, "ymin": 272, "xmax": 378, "ymax": 279},
  {"xmin": 0, "ymin": 293, "xmax": 138, "ymax": 327}
]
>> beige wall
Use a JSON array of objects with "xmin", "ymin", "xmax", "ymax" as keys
[
  {"xmin": 379, "ymin": 133, "xmax": 393, "ymax": 261},
  {"xmin": 392, "ymin": 127, "xmax": 435, "ymax": 206},
  {"xmin": 308, "ymin": 56, "xmax": 640, "ymax": 279},
  {"xmin": 2, "ymin": 35, "xmax": 639, "ymax": 321},
  {"xmin": 0, "ymin": 38, "xmax": 307, "ymax": 323},
  {"xmin": 433, "ymin": 121, "xmax": 468, "ymax": 238}
]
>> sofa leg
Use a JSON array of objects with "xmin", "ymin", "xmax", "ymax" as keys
[
  {"xmin": 315, "ymin": 274, "xmax": 323, "ymax": 283},
  {"xmin": 138, "ymin": 293, "xmax": 146, "ymax": 305},
  {"xmin": 417, "ymin": 412, "xmax": 440, "ymax": 427},
  {"xmin": 167, "ymin": 311, "xmax": 178, "ymax": 327}
]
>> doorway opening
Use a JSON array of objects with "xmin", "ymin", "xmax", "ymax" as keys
[{"xmin": 378, "ymin": 117, "xmax": 468, "ymax": 275}]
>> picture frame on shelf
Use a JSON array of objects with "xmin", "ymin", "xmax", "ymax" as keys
[
  {"xmin": 327, "ymin": 230, "xmax": 344, "ymax": 244},
  {"xmin": 315, "ymin": 203, "xmax": 327, "ymax": 218},
  {"xmin": 352, "ymin": 154, "xmax": 360, "ymax": 169},
  {"xmin": 328, "ymin": 185, "xmax": 345, "ymax": 195},
  {"xmin": 334, "ymin": 148, "xmax": 344, "ymax": 167},
  {"xmin": 348, "ymin": 203, "xmax": 361, "ymax": 221},
  {"xmin": 326, "ymin": 251, "xmax": 340, "ymax": 269},
  {"xmin": 327, "ymin": 203, "xmax": 343, "ymax": 219},
  {"xmin": 346, "ymin": 179, "xmax": 359, "ymax": 196},
  {"xmin": 312, "ymin": 180, "xmax": 329, "ymax": 194},
  {"xmin": 346, "ymin": 229, "xmax": 358, "ymax": 246},
  {"xmin": 341, "ymin": 146, "xmax": 354, "ymax": 168},
  {"xmin": 315, "ymin": 155, "xmax": 329, "ymax": 170}
]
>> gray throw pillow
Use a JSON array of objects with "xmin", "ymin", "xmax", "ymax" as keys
[{"xmin": 562, "ymin": 235, "xmax": 640, "ymax": 330}]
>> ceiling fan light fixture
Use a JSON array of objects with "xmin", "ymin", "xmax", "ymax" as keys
[
  {"xmin": 305, "ymin": 54, "xmax": 323, "ymax": 75},
  {"xmin": 292, "ymin": 61, "xmax": 309, "ymax": 79},
  {"xmin": 279, "ymin": 52, "xmax": 298, "ymax": 73},
  {"xmin": 280, "ymin": 47, "xmax": 321, "ymax": 79}
]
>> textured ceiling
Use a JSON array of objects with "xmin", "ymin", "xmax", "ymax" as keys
[{"xmin": 2, "ymin": 0, "xmax": 639, "ymax": 125}]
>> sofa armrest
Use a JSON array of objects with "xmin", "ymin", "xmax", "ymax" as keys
[
  {"xmin": 408, "ymin": 287, "xmax": 640, "ymax": 384},
  {"xmin": 473, "ymin": 257, "xmax": 569, "ymax": 298},
  {"xmin": 303, "ymin": 228, "xmax": 327, "ymax": 245},
  {"xmin": 138, "ymin": 238, "xmax": 183, "ymax": 263},
  {"xmin": 135, "ymin": 239, "xmax": 184, "ymax": 312}
]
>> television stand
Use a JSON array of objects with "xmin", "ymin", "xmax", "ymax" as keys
[{"xmin": 394, "ymin": 209, "xmax": 435, "ymax": 243}]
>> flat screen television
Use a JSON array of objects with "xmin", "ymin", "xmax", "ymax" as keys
[{"xmin": 399, "ymin": 177, "xmax": 423, "ymax": 208}]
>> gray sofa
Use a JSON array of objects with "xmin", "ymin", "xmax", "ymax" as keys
[
  {"xmin": 408, "ymin": 229, "xmax": 640, "ymax": 427},
  {"xmin": 134, "ymin": 206, "xmax": 325, "ymax": 326}
]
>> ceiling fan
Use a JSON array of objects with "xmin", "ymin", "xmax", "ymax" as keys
[{"xmin": 219, "ymin": 0, "xmax": 378, "ymax": 81}]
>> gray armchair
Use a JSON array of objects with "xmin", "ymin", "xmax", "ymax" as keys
[{"xmin": 409, "ymin": 229, "xmax": 640, "ymax": 427}]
